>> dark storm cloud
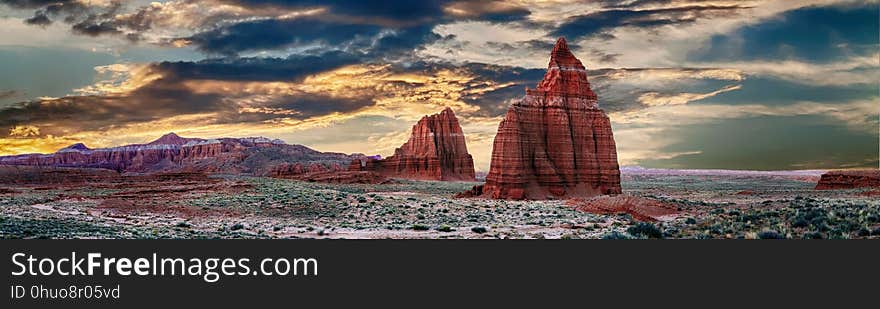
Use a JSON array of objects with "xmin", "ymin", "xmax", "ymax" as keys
[
  {"xmin": 0, "ymin": 77, "xmax": 377, "ymax": 137},
  {"xmin": 588, "ymin": 49, "xmax": 620, "ymax": 63},
  {"xmin": 23, "ymin": 11, "xmax": 51, "ymax": 26},
  {"xmin": 184, "ymin": 17, "xmax": 384, "ymax": 56},
  {"xmin": 72, "ymin": 19, "xmax": 122, "ymax": 36},
  {"xmin": 218, "ymin": 0, "xmax": 530, "ymax": 23},
  {"xmin": 154, "ymin": 51, "xmax": 361, "ymax": 82},
  {"xmin": 4, "ymin": 0, "xmax": 531, "ymax": 55},
  {"xmin": 0, "ymin": 0, "xmax": 76, "ymax": 9},
  {"xmin": 456, "ymin": 63, "xmax": 545, "ymax": 117},
  {"xmin": 2, "ymin": 0, "xmax": 132, "ymax": 38},
  {"xmin": 0, "ymin": 50, "xmax": 381, "ymax": 135},
  {"xmin": 222, "ymin": 95, "xmax": 375, "ymax": 124},
  {"xmin": 218, "ymin": 0, "xmax": 449, "ymax": 22},
  {"xmin": 689, "ymin": 4, "xmax": 880, "ymax": 63},
  {"xmin": 597, "ymin": 0, "xmax": 712, "ymax": 9},
  {"xmin": 180, "ymin": 18, "xmax": 443, "ymax": 58},
  {"xmin": 182, "ymin": 0, "xmax": 526, "ymax": 56},
  {"xmin": 0, "ymin": 79, "xmax": 226, "ymax": 136},
  {"xmin": 553, "ymin": 5, "xmax": 750, "ymax": 40}
]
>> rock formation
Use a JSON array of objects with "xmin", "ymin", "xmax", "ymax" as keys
[
  {"xmin": 0, "ymin": 133, "xmax": 364, "ymax": 175},
  {"xmin": 463, "ymin": 37, "xmax": 621, "ymax": 199},
  {"xmin": 567, "ymin": 196, "xmax": 679, "ymax": 222},
  {"xmin": 350, "ymin": 108, "xmax": 476, "ymax": 181},
  {"xmin": 815, "ymin": 169, "xmax": 880, "ymax": 190},
  {"xmin": 269, "ymin": 161, "xmax": 390, "ymax": 184}
]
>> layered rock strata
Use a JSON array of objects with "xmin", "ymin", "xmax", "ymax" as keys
[
  {"xmin": 815, "ymin": 169, "xmax": 880, "ymax": 190},
  {"xmin": 350, "ymin": 108, "xmax": 476, "ymax": 181},
  {"xmin": 465, "ymin": 37, "xmax": 621, "ymax": 199},
  {"xmin": 0, "ymin": 133, "xmax": 363, "ymax": 175}
]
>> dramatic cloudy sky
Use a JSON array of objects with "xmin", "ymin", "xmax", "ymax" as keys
[{"xmin": 0, "ymin": 0, "xmax": 877, "ymax": 171}]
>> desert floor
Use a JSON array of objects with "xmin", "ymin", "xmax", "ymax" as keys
[{"xmin": 1, "ymin": 171, "xmax": 878, "ymax": 239}]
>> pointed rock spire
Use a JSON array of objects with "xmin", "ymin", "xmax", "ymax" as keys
[
  {"xmin": 548, "ymin": 37, "xmax": 584, "ymax": 69},
  {"xmin": 464, "ymin": 37, "xmax": 620, "ymax": 200}
]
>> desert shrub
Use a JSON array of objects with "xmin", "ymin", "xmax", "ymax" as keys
[
  {"xmin": 803, "ymin": 232, "xmax": 823, "ymax": 239},
  {"xmin": 791, "ymin": 218, "xmax": 809, "ymax": 228},
  {"xmin": 685, "ymin": 218, "xmax": 697, "ymax": 225},
  {"xmin": 871, "ymin": 227, "xmax": 880, "ymax": 236},
  {"xmin": 601, "ymin": 231, "xmax": 631, "ymax": 239},
  {"xmin": 437, "ymin": 225, "xmax": 454, "ymax": 232},
  {"xmin": 176, "ymin": 222, "xmax": 191, "ymax": 228},
  {"xmin": 230, "ymin": 223, "xmax": 245, "ymax": 231},
  {"xmin": 856, "ymin": 228, "xmax": 871, "ymax": 237},
  {"xmin": 471, "ymin": 227, "xmax": 487, "ymax": 234},
  {"xmin": 411, "ymin": 224, "xmax": 430, "ymax": 231},
  {"xmin": 627, "ymin": 222, "xmax": 662, "ymax": 239},
  {"xmin": 757, "ymin": 230, "xmax": 785, "ymax": 239}
]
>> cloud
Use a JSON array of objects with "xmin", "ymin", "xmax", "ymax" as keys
[
  {"xmin": 688, "ymin": 4, "xmax": 880, "ymax": 63},
  {"xmin": 182, "ymin": 17, "xmax": 387, "ymax": 56},
  {"xmin": 638, "ymin": 84, "xmax": 741, "ymax": 106},
  {"xmin": 612, "ymin": 98, "xmax": 880, "ymax": 133},
  {"xmin": 588, "ymin": 67, "xmax": 746, "ymax": 112},
  {"xmin": 443, "ymin": 0, "xmax": 531, "ymax": 22},
  {"xmin": 3, "ymin": 0, "xmax": 533, "ymax": 56},
  {"xmin": 7, "ymin": 125, "xmax": 39, "ymax": 137},
  {"xmin": 23, "ymin": 11, "xmax": 51, "ymax": 26},
  {"xmin": 0, "ymin": 57, "xmax": 508, "ymax": 157},
  {"xmin": 693, "ymin": 54, "xmax": 880, "ymax": 86},
  {"xmin": 553, "ymin": 4, "xmax": 751, "ymax": 40}
]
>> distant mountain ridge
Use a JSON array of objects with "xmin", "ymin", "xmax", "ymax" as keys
[{"xmin": 0, "ymin": 133, "xmax": 365, "ymax": 175}]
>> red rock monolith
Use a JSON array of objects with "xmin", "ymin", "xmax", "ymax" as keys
[
  {"xmin": 469, "ymin": 37, "xmax": 621, "ymax": 199},
  {"xmin": 352, "ymin": 108, "xmax": 476, "ymax": 181}
]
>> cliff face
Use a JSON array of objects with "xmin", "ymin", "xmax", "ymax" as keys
[
  {"xmin": 0, "ymin": 133, "xmax": 363, "ymax": 175},
  {"xmin": 351, "ymin": 108, "xmax": 476, "ymax": 181},
  {"xmin": 471, "ymin": 37, "xmax": 621, "ymax": 200},
  {"xmin": 815, "ymin": 169, "xmax": 880, "ymax": 190}
]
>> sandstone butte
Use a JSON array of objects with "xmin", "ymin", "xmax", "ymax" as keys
[
  {"xmin": 349, "ymin": 107, "xmax": 476, "ymax": 181},
  {"xmin": 458, "ymin": 37, "xmax": 621, "ymax": 200},
  {"xmin": 815, "ymin": 169, "xmax": 880, "ymax": 190}
]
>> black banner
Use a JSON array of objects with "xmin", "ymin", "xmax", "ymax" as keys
[{"xmin": 3, "ymin": 240, "xmax": 878, "ymax": 308}]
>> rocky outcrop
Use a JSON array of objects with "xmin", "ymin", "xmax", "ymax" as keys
[
  {"xmin": 351, "ymin": 108, "xmax": 476, "ymax": 181},
  {"xmin": 269, "ymin": 161, "xmax": 389, "ymax": 184},
  {"xmin": 815, "ymin": 169, "xmax": 880, "ymax": 190},
  {"xmin": 567, "ymin": 196, "xmax": 679, "ymax": 222},
  {"xmin": 269, "ymin": 162, "xmax": 344, "ymax": 177},
  {"xmin": 0, "ymin": 133, "xmax": 364, "ymax": 175},
  {"xmin": 465, "ymin": 37, "xmax": 621, "ymax": 199}
]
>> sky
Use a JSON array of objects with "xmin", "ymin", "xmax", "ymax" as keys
[{"xmin": 0, "ymin": 0, "xmax": 877, "ymax": 171}]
